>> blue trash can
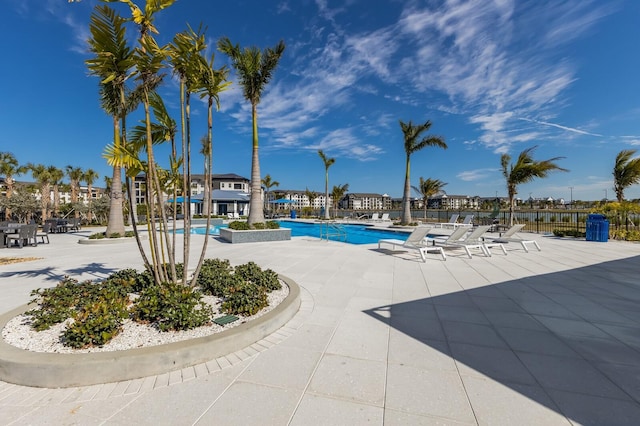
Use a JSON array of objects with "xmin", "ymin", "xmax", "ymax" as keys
[
  {"xmin": 586, "ymin": 214, "xmax": 609, "ymax": 242},
  {"xmin": 290, "ymin": 210, "xmax": 297, "ymax": 219}
]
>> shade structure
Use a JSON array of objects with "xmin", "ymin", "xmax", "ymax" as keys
[
  {"xmin": 270, "ymin": 198, "xmax": 296, "ymax": 204},
  {"xmin": 167, "ymin": 197, "xmax": 203, "ymax": 203}
]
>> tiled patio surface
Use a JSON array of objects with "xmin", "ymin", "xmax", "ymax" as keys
[{"xmin": 1, "ymin": 225, "xmax": 639, "ymax": 425}]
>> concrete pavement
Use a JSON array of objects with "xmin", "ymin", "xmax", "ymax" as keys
[{"xmin": 1, "ymin": 226, "xmax": 640, "ymax": 425}]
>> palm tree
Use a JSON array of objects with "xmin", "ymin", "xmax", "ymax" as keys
[
  {"xmin": 318, "ymin": 150, "xmax": 335, "ymax": 219},
  {"xmin": 501, "ymin": 146, "xmax": 568, "ymax": 226},
  {"xmin": 86, "ymin": 4, "xmax": 134, "ymax": 237},
  {"xmin": 412, "ymin": 177, "xmax": 447, "ymax": 220},
  {"xmin": 105, "ymin": 0, "xmax": 175, "ymax": 38},
  {"xmin": 613, "ymin": 149, "xmax": 640, "ymax": 202},
  {"xmin": 83, "ymin": 169, "xmax": 100, "ymax": 223},
  {"xmin": 168, "ymin": 25, "xmax": 207, "ymax": 280},
  {"xmin": 65, "ymin": 166, "xmax": 84, "ymax": 218},
  {"xmin": 330, "ymin": 183, "xmax": 349, "ymax": 218},
  {"xmin": 49, "ymin": 166, "xmax": 64, "ymax": 218},
  {"xmin": 399, "ymin": 120, "xmax": 447, "ymax": 225},
  {"xmin": 27, "ymin": 163, "xmax": 53, "ymax": 222},
  {"xmin": 0, "ymin": 152, "xmax": 26, "ymax": 220},
  {"xmin": 218, "ymin": 37, "xmax": 285, "ymax": 226},
  {"xmin": 262, "ymin": 174, "xmax": 280, "ymax": 215},
  {"xmin": 304, "ymin": 187, "xmax": 318, "ymax": 215}
]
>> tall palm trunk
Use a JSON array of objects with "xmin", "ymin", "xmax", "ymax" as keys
[
  {"xmin": 401, "ymin": 154, "xmax": 412, "ymax": 224},
  {"xmin": 324, "ymin": 171, "xmax": 330, "ymax": 219},
  {"xmin": 192, "ymin": 99, "xmax": 214, "ymax": 286},
  {"xmin": 106, "ymin": 115, "xmax": 126, "ymax": 235},
  {"xmin": 182, "ymin": 89, "xmax": 192, "ymax": 284},
  {"xmin": 248, "ymin": 103, "xmax": 263, "ymax": 225}
]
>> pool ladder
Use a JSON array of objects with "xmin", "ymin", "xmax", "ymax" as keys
[{"xmin": 319, "ymin": 222, "xmax": 347, "ymax": 242}]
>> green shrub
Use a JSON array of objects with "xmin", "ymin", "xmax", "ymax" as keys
[
  {"xmin": 108, "ymin": 232, "xmax": 121, "ymax": 239},
  {"xmin": 62, "ymin": 291, "xmax": 128, "ymax": 348},
  {"xmin": 27, "ymin": 277, "xmax": 86, "ymax": 331},
  {"xmin": 196, "ymin": 258, "xmax": 235, "ymax": 296},
  {"xmin": 27, "ymin": 277, "xmax": 130, "ymax": 335},
  {"xmin": 88, "ymin": 232, "xmax": 105, "ymax": 240},
  {"xmin": 125, "ymin": 231, "xmax": 135, "ymax": 237},
  {"xmin": 234, "ymin": 262, "xmax": 281, "ymax": 292},
  {"xmin": 252, "ymin": 222, "xmax": 266, "ymax": 229},
  {"xmin": 221, "ymin": 280, "xmax": 268, "ymax": 316},
  {"xmin": 552, "ymin": 229, "xmax": 586, "ymax": 238},
  {"xmin": 229, "ymin": 220, "xmax": 249, "ymax": 230},
  {"xmin": 266, "ymin": 221, "xmax": 280, "ymax": 229},
  {"xmin": 104, "ymin": 268, "xmax": 154, "ymax": 293},
  {"xmin": 132, "ymin": 282, "xmax": 213, "ymax": 331}
]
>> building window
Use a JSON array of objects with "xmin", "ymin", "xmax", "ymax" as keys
[{"xmin": 234, "ymin": 183, "xmax": 242, "ymax": 190}]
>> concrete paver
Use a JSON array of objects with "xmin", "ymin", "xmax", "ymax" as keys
[{"xmin": 1, "ymin": 227, "xmax": 640, "ymax": 424}]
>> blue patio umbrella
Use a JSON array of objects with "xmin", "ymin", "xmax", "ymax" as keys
[
  {"xmin": 270, "ymin": 199, "xmax": 295, "ymax": 204},
  {"xmin": 167, "ymin": 197, "xmax": 203, "ymax": 203}
]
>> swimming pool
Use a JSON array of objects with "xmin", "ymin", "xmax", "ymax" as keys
[
  {"xmin": 278, "ymin": 220, "xmax": 410, "ymax": 245},
  {"xmin": 175, "ymin": 225, "xmax": 227, "ymax": 235}
]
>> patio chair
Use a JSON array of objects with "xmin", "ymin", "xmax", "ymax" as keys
[
  {"xmin": 457, "ymin": 214, "xmax": 475, "ymax": 228},
  {"xmin": 379, "ymin": 213, "xmax": 391, "ymax": 222},
  {"xmin": 428, "ymin": 225, "xmax": 490, "ymax": 259},
  {"xmin": 484, "ymin": 224, "xmax": 541, "ymax": 253},
  {"xmin": 433, "ymin": 213, "xmax": 459, "ymax": 228},
  {"xmin": 378, "ymin": 226, "xmax": 445, "ymax": 261},
  {"xmin": 36, "ymin": 222, "xmax": 52, "ymax": 244},
  {"xmin": 6, "ymin": 224, "xmax": 37, "ymax": 248},
  {"xmin": 370, "ymin": 213, "xmax": 380, "ymax": 221}
]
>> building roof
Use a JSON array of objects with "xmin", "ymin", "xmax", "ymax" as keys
[
  {"xmin": 346, "ymin": 192, "xmax": 388, "ymax": 198},
  {"xmin": 211, "ymin": 173, "xmax": 249, "ymax": 181},
  {"xmin": 192, "ymin": 190, "xmax": 250, "ymax": 202}
]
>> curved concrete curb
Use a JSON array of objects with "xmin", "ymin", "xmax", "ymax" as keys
[
  {"xmin": 77, "ymin": 235, "xmax": 147, "ymax": 245},
  {"xmin": 0, "ymin": 275, "xmax": 300, "ymax": 388}
]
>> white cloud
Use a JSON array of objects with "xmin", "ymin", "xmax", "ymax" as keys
[
  {"xmin": 457, "ymin": 168, "xmax": 499, "ymax": 182},
  {"xmin": 518, "ymin": 118, "xmax": 602, "ymax": 137},
  {"xmin": 222, "ymin": 0, "xmax": 612, "ymax": 163}
]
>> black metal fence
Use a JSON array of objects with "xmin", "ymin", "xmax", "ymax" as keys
[{"xmin": 335, "ymin": 209, "xmax": 639, "ymax": 235}]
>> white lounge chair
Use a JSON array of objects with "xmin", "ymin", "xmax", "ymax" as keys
[
  {"xmin": 429, "ymin": 225, "xmax": 490, "ymax": 259},
  {"xmin": 370, "ymin": 213, "xmax": 380, "ymax": 221},
  {"xmin": 433, "ymin": 214, "xmax": 459, "ymax": 228},
  {"xmin": 485, "ymin": 224, "xmax": 540, "ymax": 253},
  {"xmin": 457, "ymin": 214, "xmax": 475, "ymax": 228},
  {"xmin": 380, "ymin": 213, "xmax": 391, "ymax": 222},
  {"xmin": 378, "ymin": 227, "xmax": 444, "ymax": 261}
]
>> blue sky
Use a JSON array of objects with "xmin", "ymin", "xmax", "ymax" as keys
[{"xmin": 2, "ymin": 0, "xmax": 639, "ymax": 202}]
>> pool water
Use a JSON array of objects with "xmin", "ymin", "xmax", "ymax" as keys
[
  {"xmin": 175, "ymin": 225, "xmax": 227, "ymax": 235},
  {"xmin": 278, "ymin": 220, "xmax": 410, "ymax": 245}
]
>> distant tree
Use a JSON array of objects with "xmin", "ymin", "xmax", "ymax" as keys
[
  {"xmin": 0, "ymin": 152, "xmax": 26, "ymax": 220},
  {"xmin": 412, "ymin": 177, "xmax": 447, "ymax": 220},
  {"xmin": 49, "ymin": 166, "xmax": 64, "ymax": 217},
  {"xmin": 218, "ymin": 37, "xmax": 285, "ymax": 226},
  {"xmin": 83, "ymin": 169, "xmax": 100, "ymax": 223},
  {"xmin": 66, "ymin": 166, "xmax": 84, "ymax": 218},
  {"xmin": 330, "ymin": 183, "xmax": 349, "ymax": 218},
  {"xmin": 262, "ymin": 174, "xmax": 280, "ymax": 215},
  {"xmin": 613, "ymin": 149, "xmax": 640, "ymax": 202},
  {"xmin": 86, "ymin": 4, "xmax": 133, "ymax": 237},
  {"xmin": 318, "ymin": 150, "xmax": 336, "ymax": 219},
  {"xmin": 27, "ymin": 163, "xmax": 53, "ymax": 221},
  {"xmin": 305, "ymin": 187, "xmax": 318, "ymax": 215},
  {"xmin": 400, "ymin": 120, "xmax": 447, "ymax": 225},
  {"xmin": 0, "ymin": 190, "xmax": 39, "ymax": 223},
  {"xmin": 501, "ymin": 146, "xmax": 568, "ymax": 226}
]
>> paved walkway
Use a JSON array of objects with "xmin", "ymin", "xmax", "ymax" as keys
[{"xmin": 1, "ymin": 226, "xmax": 640, "ymax": 425}]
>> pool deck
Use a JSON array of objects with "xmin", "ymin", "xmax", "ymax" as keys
[{"xmin": 1, "ymin": 223, "xmax": 640, "ymax": 425}]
